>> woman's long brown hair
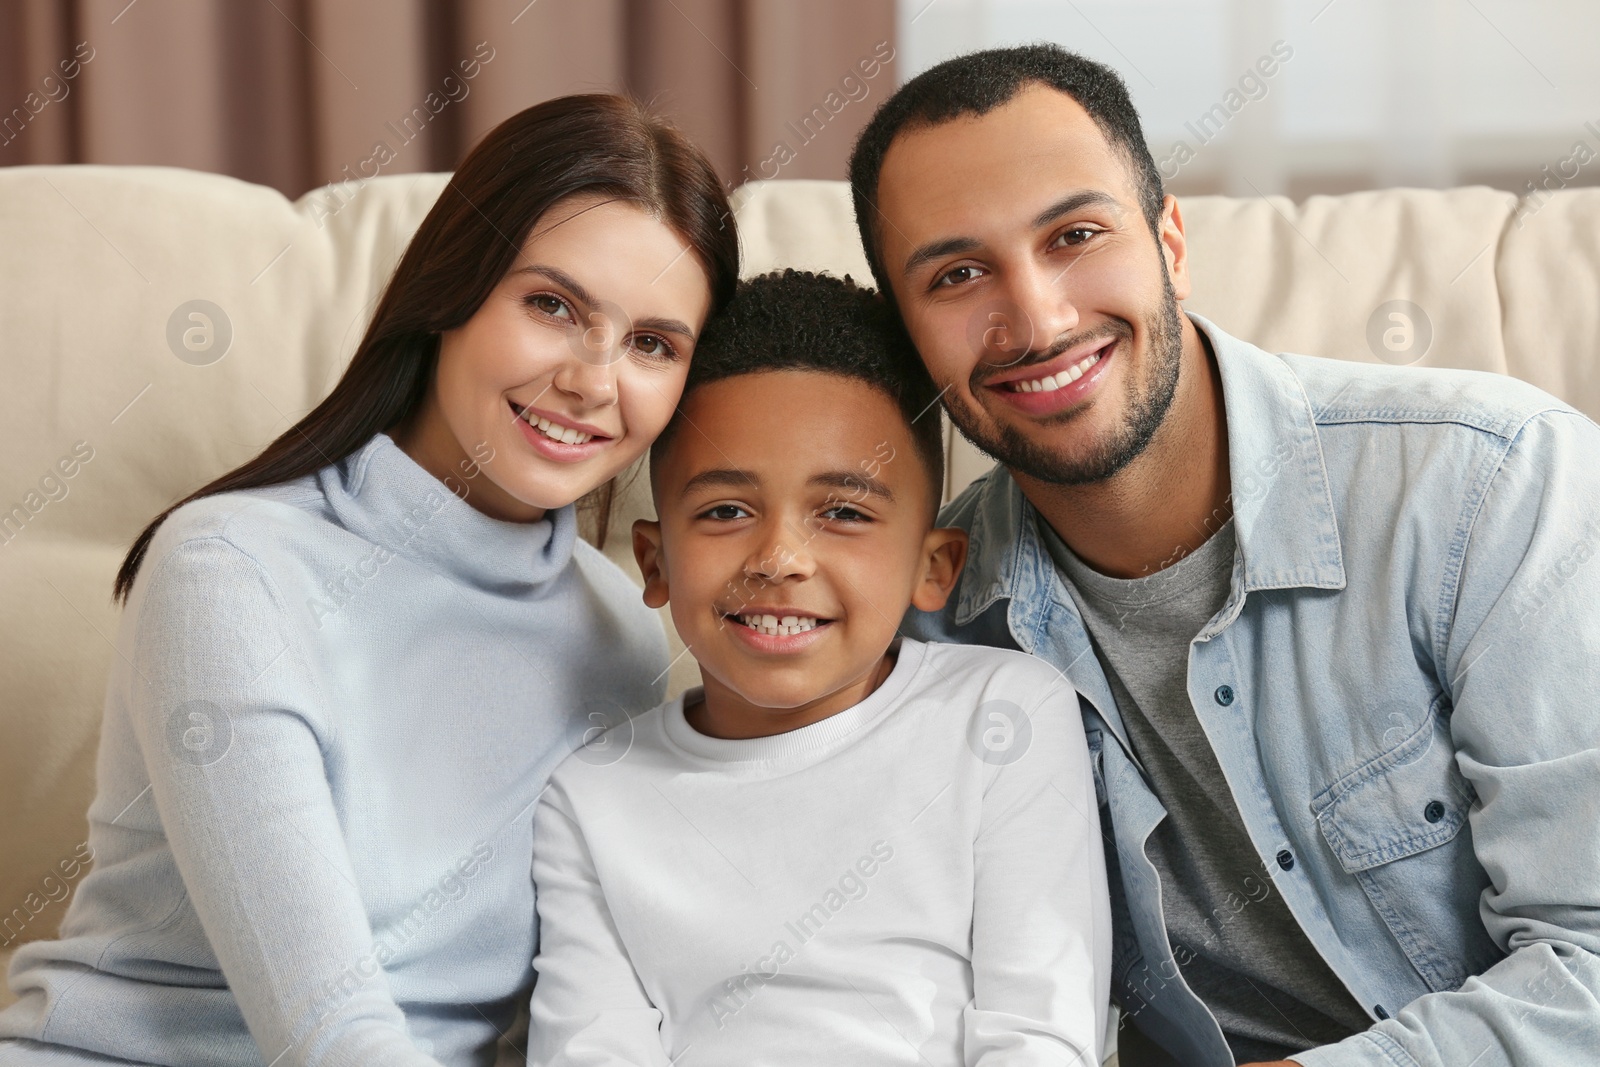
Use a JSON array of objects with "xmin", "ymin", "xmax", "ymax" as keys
[{"xmin": 113, "ymin": 94, "xmax": 739, "ymax": 605}]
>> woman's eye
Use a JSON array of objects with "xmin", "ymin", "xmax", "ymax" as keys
[
  {"xmin": 632, "ymin": 333, "xmax": 677, "ymax": 361},
  {"xmin": 526, "ymin": 293, "xmax": 573, "ymax": 320},
  {"xmin": 701, "ymin": 504, "xmax": 749, "ymax": 521},
  {"xmin": 934, "ymin": 264, "xmax": 986, "ymax": 289}
]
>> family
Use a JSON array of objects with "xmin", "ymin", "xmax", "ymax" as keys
[{"xmin": 2, "ymin": 43, "xmax": 1596, "ymax": 1067}]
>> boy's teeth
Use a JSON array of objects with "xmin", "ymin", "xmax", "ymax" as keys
[
  {"xmin": 522, "ymin": 409, "xmax": 592, "ymax": 445},
  {"xmin": 735, "ymin": 613, "xmax": 821, "ymax": 636},
  {"xmin": 1009, "ymin": 350, "xmax": 1103, "ymax": 393}
]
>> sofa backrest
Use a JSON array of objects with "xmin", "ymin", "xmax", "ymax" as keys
[{"xmin": 1, "ymin": 166, "xmax": 1597, "ymax": 953}]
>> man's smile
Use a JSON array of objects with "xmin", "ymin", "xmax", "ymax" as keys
[
  {"xmin": 1001, "ymin": 345, "xmax": 1107, "ymax": 393},
  {"xmin": 983, "ymin": 336, "xmax": 1118, "ymax": 416}
]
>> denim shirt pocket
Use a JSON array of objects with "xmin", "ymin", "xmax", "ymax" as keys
[{"xmin": 1309, "ymin": 695, "xmax": 1502, "ymax": 992}]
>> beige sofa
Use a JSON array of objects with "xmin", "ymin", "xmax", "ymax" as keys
[{"xmin": 2, "ymin": 165, "xmax": 1598, "ymax": 1026}]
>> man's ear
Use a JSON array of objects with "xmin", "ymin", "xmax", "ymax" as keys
[
  {"xmin": 632, "ymin": 519, "xmax": 669, "ymax": 609},
  {"xmin": 910, "ymin": 526, "xmax": 969, "ymax": 613},
  {"xmin": 1159, "ymin": 193, "xmax": 1192, "ymax": 302}
]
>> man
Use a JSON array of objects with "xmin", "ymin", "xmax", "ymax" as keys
[{"xmin": 850, "ymin": 44, "xmax": 1600, "ymax": 1067}]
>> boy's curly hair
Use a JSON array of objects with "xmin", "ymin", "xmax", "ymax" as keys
[{"xmin": 651, "ymin": 269, "xmax": 946, "ymax": 510}]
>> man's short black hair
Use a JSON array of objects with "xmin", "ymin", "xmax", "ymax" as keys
[
  {"xmin": 651, "ymin": 269, "xmax": 946, "ymax": 513},
  {"xmin": 848, "ymin": 44, "xmax": 1164, "ymax": 297}
]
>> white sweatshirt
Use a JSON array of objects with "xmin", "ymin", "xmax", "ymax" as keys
[{"xmin": 527, "ymin": 637, "xmax": 1111, "ymax": 1067}]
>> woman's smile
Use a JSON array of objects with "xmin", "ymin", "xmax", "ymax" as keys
[{"xmin": 508, "ymin": 400, "xmax": 614, "ymax": 463}]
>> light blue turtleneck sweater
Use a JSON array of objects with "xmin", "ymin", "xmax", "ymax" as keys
[{"xmin": 0, "ymin": 432, "xmax": 668, "ymax": 1067}]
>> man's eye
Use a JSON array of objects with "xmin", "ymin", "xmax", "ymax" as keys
[
  {"xmin": 1052, "ymin": 227, "xmax": 1098, "ymax": 247},
  {"xmin": 701, "ymin": 504, "xmax": 750, "ymax": 521},
  {"xmin": 934, "ymin": 264, "xmax": 986, "ymax": 289},
  {"xmin": 526, "ymin": 293, "xmax": 573, "ymax": 320}
]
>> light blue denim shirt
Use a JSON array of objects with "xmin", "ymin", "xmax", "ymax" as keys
[{"xmin": 903, "ymin": 313, "xmax": 1600, "ymax": 1066}]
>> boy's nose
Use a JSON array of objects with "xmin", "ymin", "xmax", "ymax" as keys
[{"xmin": 743, "ymin": 522, "xmax": 816, "ymax": 582}]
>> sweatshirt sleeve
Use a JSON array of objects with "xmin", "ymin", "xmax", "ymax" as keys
[
  {"xmin": 964, "ymin": 661, "xmax": 1113, "ymax": 1066},
  {"xmin": 527, "ymin": 776, "xmax": 671, "ymax": 1067},
  {"xmin": 125, "ymin": 535, "xmax": 445, "ymax": 1067}
]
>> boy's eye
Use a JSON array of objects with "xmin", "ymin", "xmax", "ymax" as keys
[
  {"xmin": 820, "ymin": 505, "xmax": 870, "ymax": 523},
  {"xmin": 699, "ymin": 503, "xmax": 750, "ymax": 521}
]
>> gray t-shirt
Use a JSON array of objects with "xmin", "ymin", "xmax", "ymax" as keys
[{"xmin": 1039, "ymin": 515, "xmax": 1371, "ymax": 1063}]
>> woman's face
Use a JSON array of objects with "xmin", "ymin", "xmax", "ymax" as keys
[{"xmin": 396, "ymin": 194, "xmax": 714, "ymax": 522}]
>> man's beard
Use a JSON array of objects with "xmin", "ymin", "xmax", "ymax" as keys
[{"xmin": 945, "ymin": 275, "xmax": 1185, "ymax": 487}]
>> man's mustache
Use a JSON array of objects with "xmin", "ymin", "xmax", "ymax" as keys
[{"xmin": 972, "ymin": 319, "xmax": 1133, "ymax": 388}]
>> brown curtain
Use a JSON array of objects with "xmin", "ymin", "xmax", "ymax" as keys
[{"xmin": 0, "ymin": 0, "xmax": 897, "ymax": 197}]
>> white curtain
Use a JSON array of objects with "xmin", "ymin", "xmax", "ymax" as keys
[{"xmin": 898, "ymin": 0, "xmax": 1600, "ymax": 199}]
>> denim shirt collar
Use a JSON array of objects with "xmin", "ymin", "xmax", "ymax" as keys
[{"xmin": 952, "ymin": 312, "xmax": 1347, "ymax": 631}]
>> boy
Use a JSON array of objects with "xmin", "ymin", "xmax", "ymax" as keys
[{"xmin": 526, "ymin": 271, "xmax": 1110, "ymax": 1066}]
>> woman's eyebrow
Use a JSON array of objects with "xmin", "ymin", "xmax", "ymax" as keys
[
  {"xmin": 513, "ymin": 264, "xmax": 596, "ymax": 307},
  {"xmin": 635, "ymin": 315, "xmax": 697, "ymax": 341},
  {"xmin": 513, "ymin": 264, "xmax": 695, "ymax": 340}
]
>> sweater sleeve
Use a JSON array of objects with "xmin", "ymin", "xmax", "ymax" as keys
[
  {"xmin": 527, "ymin": 777, "xmax": 671, "ymax": 1067},
  {"xmin": 963, "ymin": 663, "xmax": 1113, "ymax": 1066},
  {"xmin": 125, "ymin": 536, "xmax": 444, "ymax": 1067}
]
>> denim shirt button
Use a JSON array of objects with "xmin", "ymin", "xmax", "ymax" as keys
[
  {"xmin": 1374, "ymin": 1004, "xmax": 1390, "ymax": 1020},
  {"xmin": 1424, "ymin": 800, "xmax": 1445, "ymax": 823},
  {"xmin": 1214, "ymin": 684, "xmax": 1235, "ymax": 706},
  {"xmin": 1276, "ymin": 848, "xmax": 1295, "ymax": 871}
]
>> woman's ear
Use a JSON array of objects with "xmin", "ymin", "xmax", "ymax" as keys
[
  {"xmin": 632, "ymin": 519, "xmax": 670, "ymax": 609},
  {"xmin": 910, "ymin": 526, "xmax": 968, "ymax": 613}
]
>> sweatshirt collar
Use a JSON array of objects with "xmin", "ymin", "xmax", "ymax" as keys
[
  {"xmin": 661, "ymin": 637, "xmax": 926, "ymax": 767},
  {"xmin": 321, "ymin": 432, "xmax": 577, "ymax": 593}
]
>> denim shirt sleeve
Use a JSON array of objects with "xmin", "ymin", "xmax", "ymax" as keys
[{"xmin": 1296, "ymin": 408, "xmax": 1600, "ymax": 1067}]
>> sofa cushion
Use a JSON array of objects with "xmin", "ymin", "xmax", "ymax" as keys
[{"xmin": 2, "ymin": 167, "xmax": 1597, "ymax": 961}]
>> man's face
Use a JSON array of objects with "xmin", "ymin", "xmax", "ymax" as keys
[{"xmin": 873, "ymin": 84, "xmax": 1192, "ymax": 485}]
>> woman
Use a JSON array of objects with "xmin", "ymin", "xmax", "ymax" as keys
[{"xmin": 0, "ymin": 94, "xmax": 738, "ymax": 1066}]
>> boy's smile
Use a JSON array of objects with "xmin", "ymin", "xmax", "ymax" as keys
[{"xmin": 635, "ymin": 369, "xmax": 965, "ymax": 740}]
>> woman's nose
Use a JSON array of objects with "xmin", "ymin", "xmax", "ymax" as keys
[{"xmin": 552, "ymin": 343, "xmax": 619, "ymax": 406}]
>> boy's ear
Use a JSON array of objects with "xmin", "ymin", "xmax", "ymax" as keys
[
  {"xmin": 910, "ymin": 526, "xmax": 968, "ymax": 613},
  {"xmin": 632, "ymin": 519, "xmax": 670, "ymax": 609}
]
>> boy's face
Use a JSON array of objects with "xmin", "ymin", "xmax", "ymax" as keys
[{"xmin": 635, "ymin": 370, "xmax": 967, "ymax": 737}]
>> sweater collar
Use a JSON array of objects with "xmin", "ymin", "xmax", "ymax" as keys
[{"xmin": 320, "ymin": 432, "xmax": 578, "ymax": 593}]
